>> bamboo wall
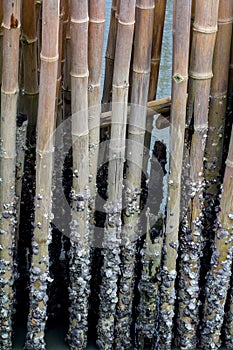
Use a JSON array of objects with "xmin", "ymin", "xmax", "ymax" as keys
[{"xmin": 0, "ymin": 1, "xmax": 233, "ymax": 350}]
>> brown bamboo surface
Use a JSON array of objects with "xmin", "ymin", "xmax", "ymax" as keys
[
  {"xmin": 113, "ymin": 1, "xmax": 154, "ymax": 349},
  {"xmin": 201, "ymin": 124, "xmax": 233, "ymax": 349},
  {"xmin": 204, "ymin": 0, "xmax": 233, "ymax": 205},
  {"xmin": 67, "ymin": 1, "xmax": 90, "ymax": 349},
  {"xmin": 25, "ymin": 1, "xmax": 59, "ymax": 349},
  {"xmin": 0, "ymin": 2, "xmax": 21, "ymax": 349},
  {"xmin": 0, "ymin": 1, "xmax": 3, "ymax": 89},
  {"xmin": 102, "ymin": 0, "xmax": 119, "ymax": 106},
  {"xmin": 99, "ymin": 96, "xmax": 171, "ymax": 128},
  {"xmin": 17, "ymin": 0, "xmax": 39, "ymax": 240},
  {"xmin": 156, "ymin": 1, "xmax": 191, "ymax": 349},
  {"xmin": 148, "ymin": 0, "xmax": 167, "ymax": 101},
  {"xmin": 177, "ymin": 1, "xmax": 220, "ymax": 348},
  {"xmin": 88, "ymin": 0, "xmax": 105, "ymax": 246},
  {"xmin": 201, "ymin": 4, "xmax": 233, "ymax": 346},
  {"xmin": 97, "ymin": 1, "xmax": 136, "ymax": 349}
]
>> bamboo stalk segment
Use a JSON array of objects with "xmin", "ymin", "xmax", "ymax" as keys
[
  {"xmin": 88, "ymin": 0, "xmax": 105, "ymax": 246},
  {"xmin": 97, "ymin": 1, "xmax": 136, "ymax": 348},
  {"xmin": 157, "ymin": 1, "xmax": 192, "ymax": 349},
  {"xmin": 17, "ymin": 0, "xmax": 39, "ymax": 237},
  {"xmin": 0, "ymin": 1, "xmax": 3, "ymax": 90},
  {"xmin": 25, "ymin": 2, "xmax": 60, "ymax": 349},
  {"xmin": 200, "ymin": 126, "xmax": 233, "ymax": 349},
  {"xmin": 176, "ymin": 1, "xmax": 220, "ymax": 348},
  {"xmin": 113, "ymin": 1, "xmax": 154, "ymax": 348},
  {"xmin": 148, "ymin": 0, "xmax": 167, "ymax": 101},
  {"xmin": 0, "ymin": 2, "xmax": 21, "ymax": 349},
  {"xmin": 202, "ymin": 0, "xmax": 233, "ymax": 311},
  {"xmin": 102, "ymin": 0, "xmax": 119, "ymax": 106},
  {"xmin": 224, "ymin": 279, "xmax": 233, "ymax": 348},
  {"xmin": 67, "ymin": 1, "xmax": 90, "ymax": 349}
]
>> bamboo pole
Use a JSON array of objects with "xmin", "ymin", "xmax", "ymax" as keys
[
  {"xmin": 0, "ymin": 1, "xmax": 3, "ymax": 91},
  {"xmin": 113, "ymin": 2, "xmax": 154, "ymax": 349},
  {"xmin": 97, "ymin": 1, "xmax": 136, "ymax": 348},
  {"xmin": 99, "ymin": 96, "xmax": 171, "ymax": 129},
  {"xmin": 224, "ymin": 279, "xmax": 233, "ymax": 348},
  {"xmin": 88, "ymin": 0, "xmax": 105, "ymax": 248},
  {"xmin": 17, "ymin": 0, "xmax": 39, "ymax": 239},
  {"xmin": 176, "ymin": 1, "xmax": 219, "ymax": 348},
  {"xmin": 67, "ymin": 1, "xmax": 90, "ymax": 349},
  {"xmin": 148, "ymin": 0, "xmax": 167, "ymax": 101},
  {"xmin": 101, "ymin": 0, "xmax": 119, "ymax": 106},
  {"xmin": 156, "ymin": 1, "xmax": 192, "ymax": 349},
  {"xmin": 136, "ymin": 144, "xmax": 166, "ymax": 350},
  {"xmin": 202, "ymin": 0, "xmax": 233, "ymax": 300},
  {"xmin": 0, "ymin": 2, "xmax": 21, "ymax": 349},
  {"xmin": 25, "ymin": 1, "xmax": 60, "ymax": 349},
  {"xmin": 200, "ymin": 126, "xmax": 233, "ymax": 349}
]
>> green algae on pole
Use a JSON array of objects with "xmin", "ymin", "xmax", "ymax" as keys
[
  {"xmin": 97, "ymin": 1, "xmax": 136, "ymax": 348},
  {"xmin": 25, "ymin": 1, "xmax": 60, "ymax": 349},
  {"xmin": 67, "ymin": 1, "xmax": 91, "ymax": 349},
  {"xmin": 113, "ymin": 1, "xmax": 154, "ymax": 348},
  {"xmin": 157, "ymin": 0, "xmax": 192, "ymax": 349},
  {"xmin": 0, "ymin": 1, "xmax": 21, "ymax": 349}
]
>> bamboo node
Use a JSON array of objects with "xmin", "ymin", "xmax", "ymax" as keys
[
  {"xmin": 72, "ymin": 131, "xmax": 89, "ymax": 138},
  {"xmin": 226, "ymin": 159, "xmax": 233, "ymax": 168},
  {"xmin": 193, "ymin": 24, "xmax": 217, "ymax": 34},
  {"xmin": 112, "ymin": 83, "xmax": 129, "ymax": 89},
  {"xmin": 136, "ymin": 4, "xmax": 155, "ymax": 10},
  {"xmin": 1, "ymin": 88, "xmax": 19, "ymax": 95},
  {"xmin": 128, "ymin": 130, "xmax": 145, "ymax": 136},
  {"xmin": 151, "ymin": 58, "xmax": 160, "ymax": 63},
  {"xmin": 218, "ymin": 17, "xmax": 233, "ymax": 25},
  {"xmin": 40, "ymin": 53, "xmax": 59, "ymax": 63},
  {"xmin": 89, "ymin": 19, "xmax": 106, "ymax": 24},
  {"xmin": 21, "ymin": 36, "xmax": 38, "ymax": 44},
  {"xmin": 70, "ymin": 17, "xmax": 89, "ymax": 24},
  {"xmin": 133, "ymin": 68, "xmax": 150, "ymax": 74},
  {"xmin": 88, "ymin": 84, "xmax": 100, "ymax": 92},
  {"xmin": 70, "ymin": 71, "xmax": 89, "ymax": 78},
  {"xmin": 118, "ymin": 19, "xmax": 135, "ymax": 26},
  {"xmin": 189, "ymin": 71, "xmax": 213, "ymax": 80},
  {"xmin": 173, "ymin": 73, "xmax": 187, "ymax": 84},
  {"xmin": 194, "ymin": 124, "xmax": 208, "ymax": 132}
]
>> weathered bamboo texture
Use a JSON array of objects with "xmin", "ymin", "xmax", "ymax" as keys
[
  {"xmin": 67, "ymin": 1, "xmax": 90, "ymax": 349},
  {"xmin": 203, "ymin": 0, "xmax": 233, "ymax": 296},
  {"xmin": 157, "ymin": 1, "xmax": 192, "ymax": 349},
  {"xmin": 16, "ymin": 0, "xmax": 39, "ymax": 238},
  {"xmin": 176, "ymin": 1, "xmax": 219, "ymax": 349},
  {"xmin": 148, "ymin": 0, "xmax": 166, "ymax": 101},
  {"xmin": 25, "ymin": 1, "xmax": 59, "ymax": 349},
  {"xmin": 224, "ymin": 276, "xmax": 233, "ymax": 347},
  {"xmin": 100, "ymin": 96, "xmax": 171, "ymax": 129},
  {"xmin": 88, "ymin": 0, "xmax": 105, "ymax": 247},
  {"xmin": 0, "ymin": 2, "xmax": 20, "ymax": 349},
  {"xmin": 113, "ymin": 2, "xmax": 154, "ymax": 349},
  {"xmin": 0, "ymin": 1, "xmax": 3, "ymax": 90},
  {"xmin": 97, "ymin": 1, "xmax": 136, "ymax": 348},
  {"xmin": 200, "ymin": 126, "xmax": 233, "ymax": 349},
  {"xmin": 63, "ymin": 5, "xmax": 71, "ymax": 120},
  {"xmin": 101, "ymin": 0, "xmax": 119, "ymax": 105}
]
